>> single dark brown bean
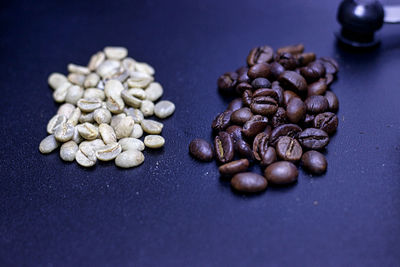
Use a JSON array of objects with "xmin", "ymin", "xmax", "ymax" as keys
[
  {"xmin": 263, "ymin": 125, "xmax": 272, "ymax": 139},
  {"xmin": 248, "ymin": 63, "xmax": 270, "ymax": 79},
  {"xmin": 286, "ymin": 98, "xmax": 306, "ymax": 124},
  {"xmin": 226, "ymin": 125, "xmax": 243, "ymax": 143},
  {"xmin": 279, "ymin": 71, "xmax": 307, "ymax": 92},
  {"xmin": 252, "ymin": 88, "xmax": 279, "ymax": 103},
  {"xmin": 304, "ymin": 95, "xmax": 329, "ymax": 114},
  {"xmin": 231, "ymin": 172, "xmax": 268, "ymax": 193},
  {"xmin": 242, "ymin": 115, "xmax": 268, "ymax": 138},
  {"xmin": 270, "ymin": 123, "xmax": 302, "ymax": 146},
  {"xmin": 325, "ymin": 73, "xmax": 334, "ymax": 85},
  {"xmin": 300, "ymin": 61, "xmax": 325, "ymax": 83},
  {"xmin": 313, "ymin": 112, "xmax": 338, "ymax": 135},
  {"xmin": 227, "ymin": 98, "xmax": 243, "ymax": 111},
  {"xmin": 219, "ymin": 159, "xmax": 249, "ymax": 176},
  {"xmin": 231, "ymin": 107, "xmax": 253, "ymax": 125},
  {"xmin": 283, "ymin": 90, "xmax": 300, "ymax": 107},
  {"xmin": 308, "ymin": 78, "xmax": 327, "ymax": 96},
  {"xmin": 303, "ymin": 114, "xmax": 315, "ymax": 128},
  {"xmin": 236, "ymin": 82, "xmax": 252, "ymax": 94},
  {"xmin": 276, "ymin": 136, "xmax": 303, "ymax": 162},
  {"xmin": 235, "ymin": 139, "xmax": 254, "ymax": 160},
  {"xmin": 297, "ymin": 128, "xmax": 329, "ymax": 150},
  {"xmin": 252, "ymin": 132, "xmax": 269, "ymax": 161},
  {"xmin": 242, "ymin": 89, "xmax": 252, "ymax": 107},
  {"xmin": 237, "ymin": 71, "xmax": 250, "ymax": 84},
  {"xmin": 295, "ymin": 52, "xmax": 316, "ymax": 66},
  {"xmin": 218, "ymin": 72, "xmax": 237, "ymax": 93},
  {"xmin": 251, "ymin": 78, "xmax": 271, "ymax": 89},
  {"xmin": 271, "ymin": 81, "xmax": 284, "ymax": 106},
  {"xmin": 264, "ymin": 161, "xmax": 298, "ymax": 184},
  {"xmin": 211, "ymin": 110, "xmax": 232, "ymax": 132},
  {"xmin": 262, "ymin": 146, "xmax": 277, "ymax": 166},
  {"xmin": 301, "ymin": 150, "xmax": 327, "ymax": 175},
  {"xmin": 247, "ymin": 46, "xmax": 274, "ymax": 66},
  {"xmin": 214, "ymin": 131, "xmax": 234, "ymax": 163},
  {"xmin": 275, "ymin": 52, "xmax": 297, "ymax": 70},
  {"xmin": 324, "ymin": 91, "xmax": 339, "ymax": 112},
  {"xmin": 189, "ymin": 139, "xmax": 213, "ymax": 162},
  {"xmin": 269, "ymin": 62, "xmax": 285, "ymax": 80},
  {"xmin": 271, "ymin": 107, "xmax": 287, "ymax": 128},
  {"xmin": 319, "ymin": 57, "xmax": 339, "ymax": 75},
  {"xmin": 250, "ymin": 96, "xmax": 278, "ymax": 116},
  {"xmin": 277, "ymin": 44, "xmax": 304, "ymax": 55}
]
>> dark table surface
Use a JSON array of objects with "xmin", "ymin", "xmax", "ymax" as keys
[{"xmin": 1, "ymin": 0, "xmax": 400, "ymax": 266}]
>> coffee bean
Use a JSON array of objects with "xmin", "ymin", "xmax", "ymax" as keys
[
  {"xmin": 189, "ymin": 138, "xmax": 213, "ymax": 162},
  {"xmin": 305, "ymin": 95, "xmax": 329, "ymax": 114},
  {"xmin": 276, "ymin": 136, "xmax": 302, "ymax": 162},
  {"xmin": 39, "ymin": 134, "xmax": 60, "ymax": 154},
  {"xmin": 264, "ymin": 161, "xmax": 298, "ymax": 184},
  {"xmin": 236, "ymin": 66, "xmax": 249, "ymax": 76},
  {"xmin": 247, "ymin": 46, "xmax": 274, "ymax": 66},
  {"xmin": 262, "ymin": 146, "xmax": 277, "ymax": 166},
  {"xmin": 226, "ymin": 125, "xmax": 243, "ymax": 143},
  {"xmin": 115, "ymin": 150, "xmax": 145, "ymax": 168},
  {"xmin": 271, "ymin": 107, "xmax": 287, "ymax": 128},
  {"xmin": 119, "ymin": 137, "xmax": 145, "ymax": 151},
  {"xmin": 144, "ymin": 82, "xmax": 163, "ymax": 102},
  {"xmin": 227, "ymin": 98, "xmax": 243, "ymax": 111},
  {"xmin": 283, "ymin": 90, "xmax": 300, "ymax": 107},
  {"xmin": 300, "ymin": 61, "xmax": 325, "ymax": 83},
  {"xmin": 242, "ymin": 115, "xmax": 268, "ymax": 138},
  {"xmin": 252, "ymin": 88, "xmax": 279, "ymax": 101},
  {"xmin": 313, "ymin": 112, "xmax": 338, "ymax": 135},
  {"xmin": 154, "ymin": 100, "xmax": 175, "ymax": 119},
  {"xmin": 286, "ymin": 98, "xmax": 306, "ymax": 124},
  {"xmin": 248, "ymin": 63, "xmax": 270, "ymax": 79},
  {"xmin": 271, "ymin": 82, "xmax": 284, "ymax": 106},
  {"xmin": 270, "ymin": 62, "xmax": 285, "ymax": 80},
  {"xmin": 324, "ymin": 91, "xmax": 339, "ymax": 112},
  {"xmin": 297, "ymin": 128, "xmax": 329, "ymax": 150},
  {"xmin": 301, "ymin": 150, "xmax": 327, "ymax": 175},
  {"xmin": 237, "ymin": 71, "xmax": 250, "ymax": 84},
  {"xmin": 275, "ymin": 52, "xmax": 297, "ymax": 70},
  {"xmin": 235, "ymin": 139, "xmax": 254, "ymax": 160},
  {"xmin": 279, "ymin": 71, "xmax": 307, "ymax": 92},
  {"xmin": 231, "ymin": 172, "xmax": 267, "ymax": 193},
  {"xmin": 295, "ymin": 52, "xmax": 316, "ymax": 66},
  {"xmin": 252, "ymin": 132, "xmax": 269, "ymax": 161},
  {"xmin": 319, "ymin": 57, "xmax": 339, "ymax": 75},
  {"xmin": 270, "ymin": 123, "xmax": 302, "ymax": 146},
  {"xmin": 242, "ymin": 89, "xmax": 253, "ymax": 107},
  {"xmin": 250, "ymin": 96, "xmax": 278, "ymax": 116},
  {"xmin": 277, "ymin": 44, "xmax": 304, "ymax": 55},
  {"xmin": 231, "ymin": 107, "xmax": 253, "ymax": 125},
  {"xmin": 95, "ymin": 142, "xmax": 122, "ymax": 161},
  {"xmin": 308, "ymin": 78, "xmax": 327, "ymax": 96},
  {"xmin": 144, "ymin": 135, "xmax": 165, "ymax": 149},
  {"xmin": 251, "ymin": 78, "xmax": 271, "ymax": 89},
  {"xmin": 218, "ymin": 72, "xmax": 238, "ymax": 93},
  {"xmin": 236, "ymin": 82, "xmax": 252, "ymax": 94},
  {"xmin": 211, "ymin": 110, "xmax": 232, "ymax": 132},
  {"xmin": 214, "ymin": 131, "xmax": 234, "ymax": 163},
  {"xmin": 303, "ymin": 114, "xmax": 315, "ymax": 128},
  {"xmin": 219, "ymin": 159, "xmax": 249, "ymax": 176},
  {"xmin": 325, "ymin": 73, "xmax": 334, "ymax": 85}
]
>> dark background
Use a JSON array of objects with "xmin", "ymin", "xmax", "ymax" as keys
[{"xmin": 1, "ymin": 0, "xmax": 400, "ymax": 266}]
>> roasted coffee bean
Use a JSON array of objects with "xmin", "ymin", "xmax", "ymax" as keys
[
  {"xmin": 286, "ymin": 98, "xmax": 306, "ymax": 124},
  {"xmin": 303, "ymin": 114, "xmax": 315, "ymax": 128},
  {"xmin": 301, "ymin": 150, "xmax": 327, "ymax": 175},
  {"xmin": 236, "ymin": 82, "xmax": 252, "ymax": 94},
  {"xmin": 277, "ymin": 44, "xmax": 304, "ymax": 55},
  {"xmin": 313, "ymin": 112, "xmax": 338, "ymax": 135},
  {"xmin": 247, "ymin": 45, "xmax": 274, "ymax": 66},
  {"xmin": 214, "ymin": 132, "xmax": 234, "ymax": 163},
  {"xmin": 252, "ymin": 88, "xmax": 278, "ymax": 101},
  {"xmin": 237, "ymin": 71, "xmax": 250, "ymax": 84},
  {"xmin": 235, "ymin": 139, "xmax": 254, "ymax": 160},
  {"xmin": 270, "ymin": 124, "xmax": 302, "ymax": 146},
  {"xmin": 308, "ymin": 78, "xmax": 327, "ymax": 96},
  {"xmin": 252, "ymin": 132, "xmax": 269, "ymax": 161},
  {"xmin": 251, "ymin": 78, "xmax": 271, "ymax": 89},
  {"xmin": 275, "ymin": 52, "xmax": 297, "ymax": 70},
  {"xmin": 298, "ymin": 128, "xmax": 329, "ymax": 150},
  {"xmin": 262, "ymin": 146, "xmax": 277, "ymax": 166},
  {"xmin": 226, "ymin": 125, "xmax": 243, "ymax": 143},
  {"xmin": 227, "ymin": 98, "xmax": 243, "ymax": 111},
  {"xmin": 295, "ymin": 52, "xmax": 316, "ymax": 66},
  {"xmin": 271, "ymin": 107, "xmax": 287, "ymax": 128},
  {"xmin": 283, "ymin": 90, "xmax": 300, "ymax": 107},
  {"xmin": 325, "ymin": 73, "xmax": 334, "ymax": 85},
  {"xmin": 263, "ymin": 125, "xmax": 272, "ymax": 138},
  {"xmin": 189, "ymin": 138, "xmax": 214, "ymax": 162},
  {"xmin": 319, "ymin": 57, "xmax": 339, "ymax": 75},
  {"xmin": 271, "ymin": 82, "xmax": 284, "ymax": 106},
  {"xmin": 300, "ymin": 61, "xmax": 326, "ymax": 83},
  {"xmin": 250, "ymin": 96, "xmax": 278, "ymax": 116},
  {"xmin": 264, "ymin": 161, "xmax": 298, "ymax": 184},
  {"xmin": 305, "ymin": 95, "xmax": 329, "ymax": 114},
  {"xmin": 276, "ymin": 136, "xmax": 303, "ymax": 162},
  {"xmin": 219, "ymin": 159, "xmax": 249, "ymax": 176},
  {"xmin": 231, "ymin": 107, "xmax": 253, "ymax": 125},
  {"xmin": 242, "ymin": 90, "xmax": 253, "ymax": 107},
  {"xmin": 279, "ymin": 71, "xmax": 307, "ymax": 92},
  {"xmin": 231, "ymin": 172, "xmax": 267, "ymax": 193},
  {"xmin": 324, "ymin": 91, "xmax": 339, "ymax": 112},
  {"xmin": 218, "ymin": 72, "xmax": 238, "ymax": 93},
  {"xmin": 248, "ymin": 63, "xmax": 270, "ymax": 79},
  {"xmin": 242, "ymin": 115, "xmax": 268, "ymax": 138},
  {"xmin": 236, "ymin": 66, "xmax": 249, "ymax": 76},
  {"xmin": 269, "ymin": 62, "xmax": 285, "ymax": 80},
  {"xmin": 211, "ymin": 110, "xmax": 232, "ymax": 132}
]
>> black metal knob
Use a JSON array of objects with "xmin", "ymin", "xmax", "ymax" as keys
[{"xmin": 336, "ymin": 0, "xmax": 385, "ymax": 47}]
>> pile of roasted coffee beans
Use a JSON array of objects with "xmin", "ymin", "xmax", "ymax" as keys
[{"xmin": 189, "ymin": 44, "xmax": 339, "ymax": 193}]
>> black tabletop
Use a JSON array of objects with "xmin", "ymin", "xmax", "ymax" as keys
[{"xmin": 1, "ymin": 0, "xmax": 400, "ymax": 266}]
